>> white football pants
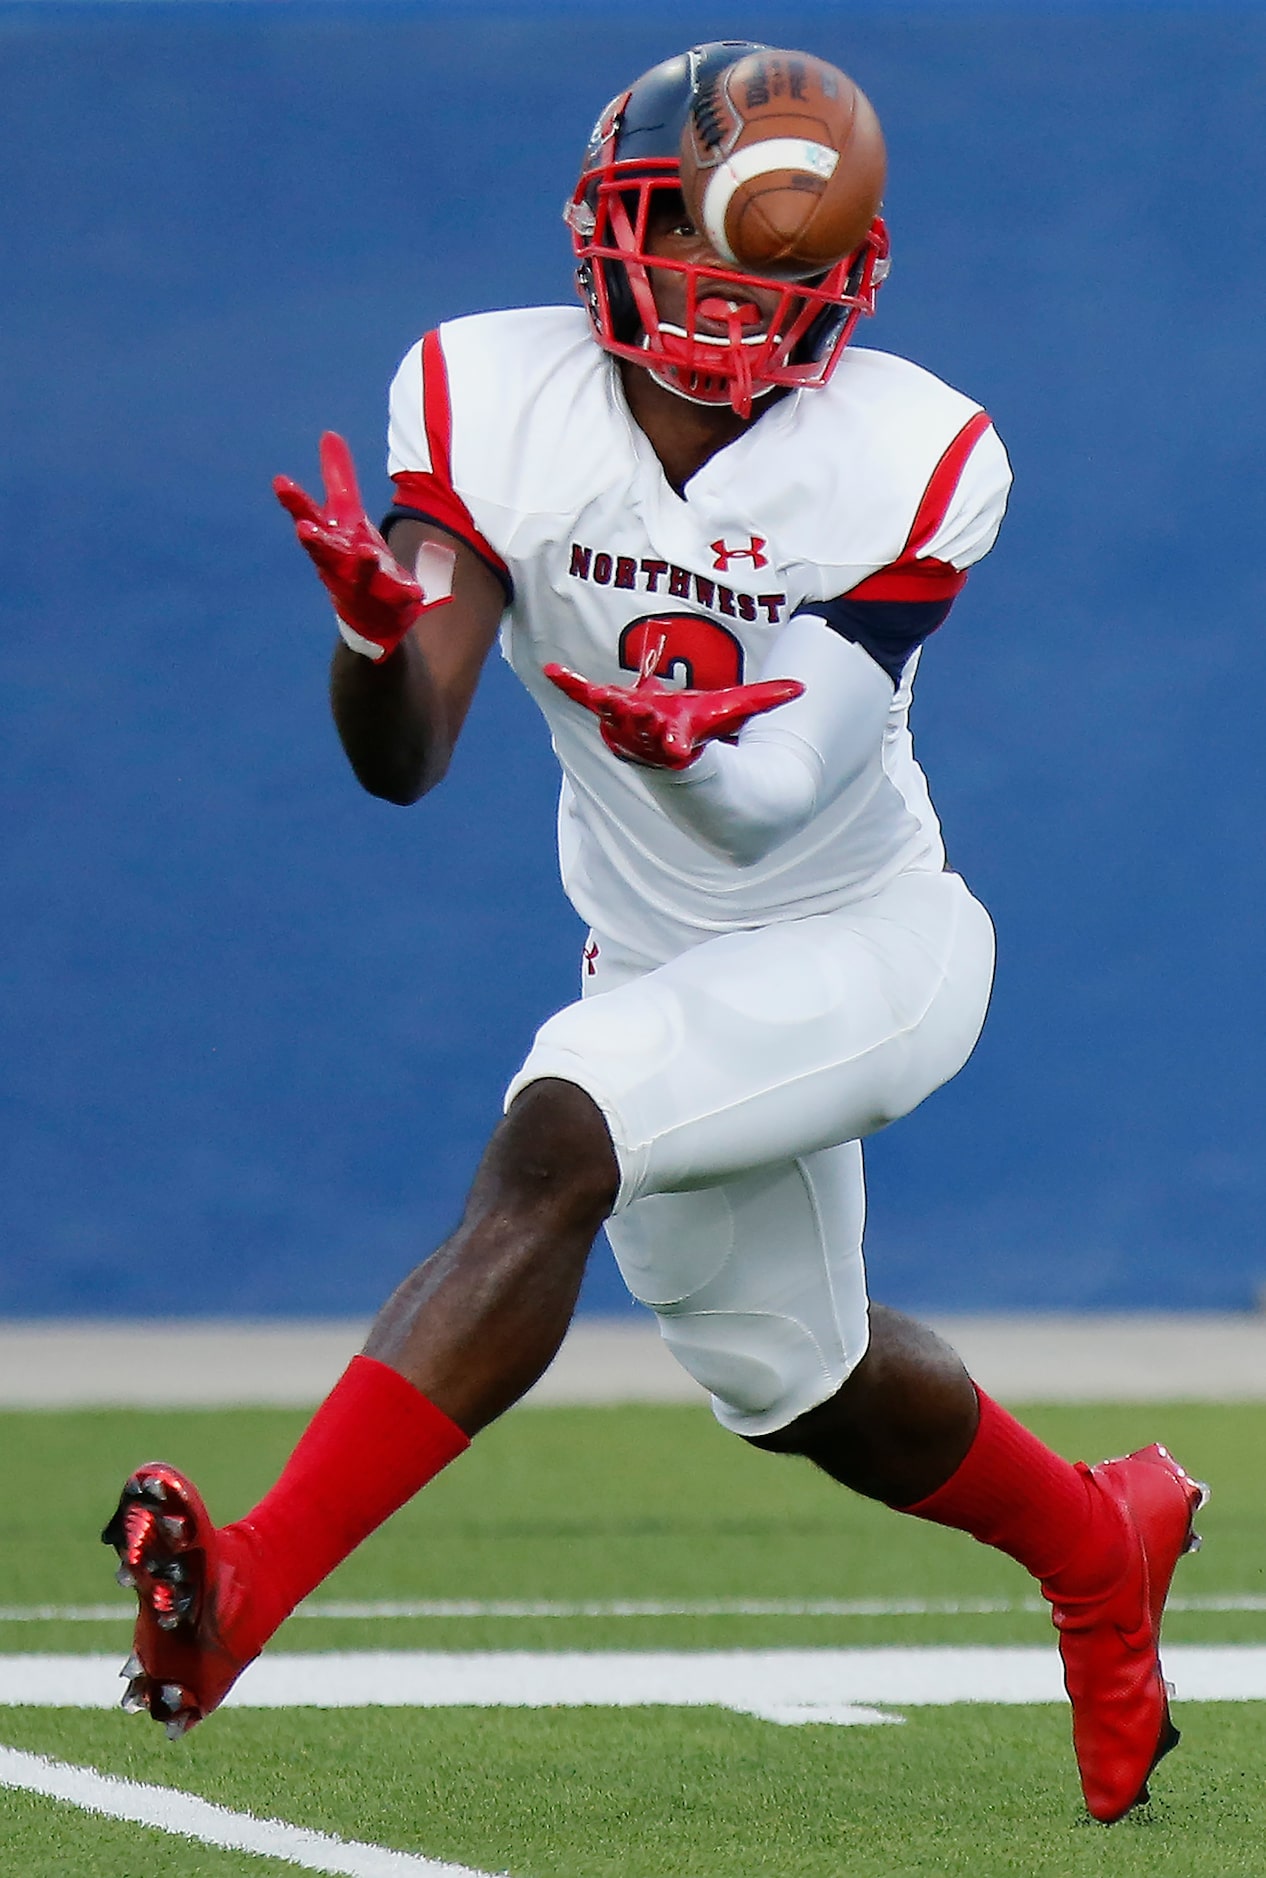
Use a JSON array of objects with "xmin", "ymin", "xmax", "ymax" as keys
[{"xmin": 506, "ymin": 868, "xmax": 995, "ymax": 1435}]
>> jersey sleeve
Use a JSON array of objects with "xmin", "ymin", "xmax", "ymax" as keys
[
  {"xmin": 383, "ymin": 331, "xmax": 513, "ymax": 598},
  {"xmin": 796, "ymin": 414, "xmax": 1012, "ymax": 682}
]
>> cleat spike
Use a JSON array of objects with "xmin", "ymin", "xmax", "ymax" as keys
[
  {"xmin": 160, "ymin": 1682, "xmax": 186, "ymax": 1710},
  {"xmin": 1185, "ymin": 1530, "xmax": 1203, "ymax": 1554},
  {"xmin": 161, "ymin": 1514, "xmax": 190, "ymax": 1543},
  {"xmin": 120, "ymin": 1677, "xmax": 150, "ymax": 1715},
  {"xmin": 156, "ymin": 1611, "xmax": 181, "ymax": 1632},
  {"xmin": 165, "ymin": 1713, "xmax": 193, "ymax": 1740},
  {"xmin": 115, "ymin": 1564, "xmax": 136, "ymax": 1590},
  {"xmin": 139, "ymin": 1477, "xmax": 169, "ymax": 1504},
  {"xmin": 123, "ymin": 1506, "xmax": 155, "ymax": 1568},
  {"xmin": 121, "ymin": 1653, "xmax": 142, "ymax": 1680}
]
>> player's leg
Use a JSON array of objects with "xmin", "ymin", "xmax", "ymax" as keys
[
  {"xmin": 516, "ymin": 881, "xmax": 1205, "ymax": 1821},
  {"xmin": 611, "ymin": 1147, "xmax": 1204, "ymax": 1824},
  {"xmin": 505, "ymin": 868, "xmax": 997, "ymax": 1203},
  {"xmin": 361, "ymin": 1076, "xmax": 618, "ymax": 1430},
  {"xmin": 103, "ymin": 1074, "xmax": 618, "ymax": 1734},
  {"xmin": 748, "ymin": 1305, "xmax": 1205, "ymax": 1823},
  {"xmin": 746, "ymin": 1303, "xmax": 977, "ymax": 1501},
  {"xmin": 604, "ymin": 1144, "xmax": 979, "ymax": 1503}
]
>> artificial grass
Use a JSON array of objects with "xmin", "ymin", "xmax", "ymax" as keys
[
  {"xmin": 0, "ymin": 1401, "xmax": 1262, "ymax": 1875},
  {"xmin": 0, "ymin": 1401, "xmax": 1261, "ymax": 1651},
  {"xmin": 3, "ymin": 1703, "xmax": 1266, "ymax": 1878}
]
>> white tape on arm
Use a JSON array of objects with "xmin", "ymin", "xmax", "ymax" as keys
[
  {"xmin": 336, "ymin": 616, "xmax": 388, "ymax": 660},
  {"xmin": 700, "ymin": 139, "xmax": 840, "ymax": 263},
  {"xmin": 335, "ymin": 540, "xmax": 456, "ymax": 660},
  {"xmin": 414, "ymin": 539, "xmax": 456, "ymax": 606}
]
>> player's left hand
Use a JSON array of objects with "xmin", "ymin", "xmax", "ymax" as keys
[
  {"xmin": 274, "ymin": 432, "xmax": 453, "ymax": 660},
  {"xmin": 543, "ymin": 661, "xmax": 804, "ymax": 770}
]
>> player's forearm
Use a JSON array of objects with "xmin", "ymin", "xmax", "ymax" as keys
[
  {"xmin": 329, "ymin": 635, "xmax": 451, "ymax": 803},
  {"xmin": 642, "ymin": 732, "xmax": 822, "ymax": 864},
  {"xmin": 642, "ymin": 616, "xmax": 892, "ymax": 865}
]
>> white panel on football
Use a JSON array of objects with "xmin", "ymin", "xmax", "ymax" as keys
[{"xmin": 701, "ymin": 139, "xmax": 840, "ymax": 262}]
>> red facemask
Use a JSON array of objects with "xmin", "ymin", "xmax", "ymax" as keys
[{"xmin": 567, "ymin": 161, "xmax": 889, "ymax": 420}]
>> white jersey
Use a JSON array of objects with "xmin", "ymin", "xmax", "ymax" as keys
[{"xmin": 386, "ymin": 305, "xmax": 1010, "ymax": 960}]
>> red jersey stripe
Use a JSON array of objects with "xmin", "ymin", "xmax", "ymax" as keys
[
  {"xmin": 391, "ymin": 330, "xmax": 509, "ymax": 585},
  {"xmin": 420, "ymin": 329, "xmax": 454, "ymax": 488},
  {"xmin": 389, "ymin": 471, "xmax": 510, "ymax": 583},
  {"xmin": 843, "ymin": 410, "xmax": 992, "ymax": 602},
  {"xmin": 904, "ymin": 409, "xmax": 994, "ymax": 558},
  {"xmin": 845, "ymin": 557, "xmax": 968, "ymax": 603}
]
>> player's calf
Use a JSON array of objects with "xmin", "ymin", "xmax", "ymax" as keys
[
  {"xmin": 744, "ymin": 1326, "xmax": 1208, "ymax": 1821},
  {"xmin": 744, "ymin": 1304, "xmax": 980, "ymax": 1505}
]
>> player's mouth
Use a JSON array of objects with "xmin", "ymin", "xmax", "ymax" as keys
[{"xmin": 662, "ymin": 298, "xmax": 779, "ymax": 347}]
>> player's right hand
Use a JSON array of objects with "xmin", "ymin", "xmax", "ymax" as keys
[
  {"xmin": 274, "ymin": 432, "xmax": 452, "ymax": 661},
  {"xmin": 544, "ymin": 662, "xmax": 804, "ymax": 770}
]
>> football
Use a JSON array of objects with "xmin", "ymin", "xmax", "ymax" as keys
[{"xmin": 680, "ymin": 49, "xmax": 886, "ymax": 279}]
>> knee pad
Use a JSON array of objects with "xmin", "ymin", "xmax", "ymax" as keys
[
  {"xmin": 655, "ymin": 1305, "xmax": 844, "ymax": 1435},
  {"xmin": 604, "ymin": 1153, "xmax": 870, "ymax": 1438}
]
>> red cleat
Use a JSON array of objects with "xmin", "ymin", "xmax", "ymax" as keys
[
  {"xmin": 1046, "ymin": 1442, "xmax": 1207, "ymax": 1822},
  {"xmin": 101, "ymin": 1463, "xmax": 260, "ymax": 1738}
]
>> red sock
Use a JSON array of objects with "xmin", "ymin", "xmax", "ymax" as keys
[
  {"xmin": 218, "ymin": 1354, "xmax": 469, "ymax": 1655},
  {"xmin": 899, "ymin": 1388, "xmax": 1127, "ymax": 1598}
]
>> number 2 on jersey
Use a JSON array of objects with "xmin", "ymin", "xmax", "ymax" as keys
[{"xmin": 619, "ymin": 613, "xmax": 745, "ymax": 690}]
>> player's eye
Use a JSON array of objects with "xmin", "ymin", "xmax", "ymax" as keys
[{"xmin": 649, "ymin": 194, "xmax": 696, "ymax": 242}]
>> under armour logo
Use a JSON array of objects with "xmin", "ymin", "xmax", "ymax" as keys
[
  {"xmin": 583, "ymin": 939, "xmax": 600, "ymax": 976},
  {"xmin": 710, "ymin": 535, "xmax": 769, "ymax": 572}
]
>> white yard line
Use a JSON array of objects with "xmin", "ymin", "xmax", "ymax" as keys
[
  {"xmin": 4, "ymin": 1648, "xmax": 1266, "ymax": 1719},
  {"xmin": 1, "ymin": 1594, "xmax": 1263, "ymax": 1623},
  {"xmin": 0, "ymin": 1744, "xmax": 498, "ymax": 1877}
]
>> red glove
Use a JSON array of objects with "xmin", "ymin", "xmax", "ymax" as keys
[
  {"xmin": 274, "ymin": 431, "xmax": 453, "ymax": 660},
  {"xmin": 544, "ymin": 660, "xmax": 804, "ymax": 770}
]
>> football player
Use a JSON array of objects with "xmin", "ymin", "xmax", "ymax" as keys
[{"xmin": 104, "ymin": 42, "xmax": 1204, "ymax": 1824}]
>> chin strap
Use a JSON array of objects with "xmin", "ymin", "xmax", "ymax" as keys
[
  {"xmin": 728, "ymin": 312, "xmax": 757, "ymax": 419},
  {"xmin": 696, "ymin": 296, "xmax": 760, "ymax": 420},
  {"xmin": 646, "ymin": 300, "xmax": 767, "ymax": 417}
]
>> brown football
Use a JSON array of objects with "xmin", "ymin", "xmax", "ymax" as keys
[{"xmin": 680, "ymin": 49, "xmax": 886, "ymax": 279}]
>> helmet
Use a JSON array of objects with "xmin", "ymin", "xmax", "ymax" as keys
[{"xmin": 564, "ymin": 42, "xmax": 890, "ymax": 419}]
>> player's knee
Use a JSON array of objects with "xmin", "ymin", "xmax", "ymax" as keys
[
  {"xmin": 489, "ymin": 1076, "xmax": 619, "ymax": 1221},
  {"xmin": 657, "ymin": 1306, "xmax": 857, "ymax": 1435},
  {"xmin": 741, "ymin": 1386, "xmax": 847, "ymax": 1455},
  {"xmin": 741, "ymin": 1307, "xmax": 975, "ymax": 1457}
]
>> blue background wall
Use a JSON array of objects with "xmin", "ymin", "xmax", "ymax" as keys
[{"xmin": 2, "ymin": 1, "xmax": 1263, "ymax": 1317}]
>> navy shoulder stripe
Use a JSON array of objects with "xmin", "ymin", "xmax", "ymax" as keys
[{"xmin": 794, "ymin": 595, "xmax": 955, "ymax": 684}]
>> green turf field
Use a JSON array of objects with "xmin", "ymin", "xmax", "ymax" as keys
[{"xmin": 0, "ymin": 1401, "xmax": 1263, "ymax": 1875}]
